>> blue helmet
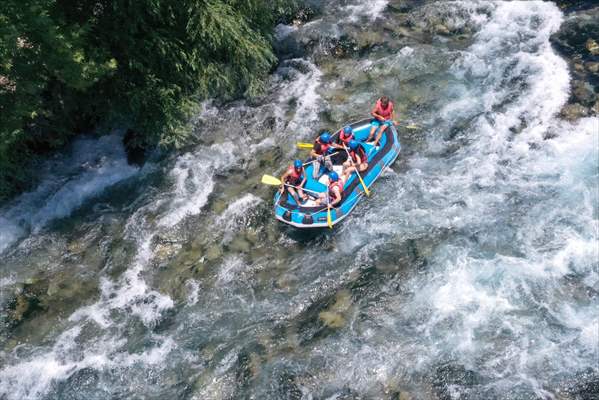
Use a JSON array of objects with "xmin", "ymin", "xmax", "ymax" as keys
[
  {"xmin": 343, "ymin": 126, "xmax": 353, "ymax": 134},
  {"xmin": 329, "ymin": 171, "xmax": 339, "ymax": 181},
  {"xmin": 349, "ymin": 140, "xmax": 359, "ymax": 150},
  {"xmin": 294, "ymin": 159, "xmax": 302, "ymax": 169},
  {"xmin": 320, "ymin": 132, "xmax": 331, "ymax": 143}
]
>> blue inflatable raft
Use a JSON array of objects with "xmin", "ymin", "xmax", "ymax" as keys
[{"xmin": 273, "ymin": 118, "xmax": 401, "ymax": 228}]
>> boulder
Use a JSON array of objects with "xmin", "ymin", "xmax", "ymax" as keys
[{"xmin": 560, "ymin": 103, "xmax": 589, "ymax": 120}]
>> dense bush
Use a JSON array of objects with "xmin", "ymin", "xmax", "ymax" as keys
[{"xmin": 0, "ymin": 0, "xmax": 294, "ymax": 200}]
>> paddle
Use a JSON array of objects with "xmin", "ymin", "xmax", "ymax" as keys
[
  {"xmin": 297, "ymin": 142, "xmax": 314, "ymax": 149},
  {"xmin": 261, "ymin": 175, "xmax": 321, "ymax": 196},
  {"xmin": 326, "ymin": 194, "xmax": 333, "ymax": 229},
  {"xmin": 343, "ymin": 145, "xmax": 370, "ymax": 196}
]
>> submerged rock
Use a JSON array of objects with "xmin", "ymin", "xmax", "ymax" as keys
[
  {"xmin": 561, "ymin": 103, "xmax": 590, "ymax": 120},
  {"xmin": 550, "ymin": 5, "xmax": 599, "ymax": 120}
]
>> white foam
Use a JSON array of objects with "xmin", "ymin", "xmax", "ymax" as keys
[
  {"xmin": 158, "ymin": 142, "xmax": 236, "ymax": 227},
  {"xmin": 279, "ymin": 59, "xmax": 324, "ymax": 137},
  {"xmin": 0, "ymin": 134, "xmax": 138, "ymax": 254},
  {"xmin": 344, "ymin": 0, "xmax": 388, "ymax": 22}
]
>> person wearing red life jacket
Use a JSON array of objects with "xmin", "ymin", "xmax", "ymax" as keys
[
  {"xmin": 279, "ymin": 159, "xmax": 308, "ymax": 204},
  {"xmin": 343, "ymin": 140, "xmax": 368, "ymax": 176},
  {"xmin": 316, "ymin": 171, "xmax": 345, "ymax": 207},
  {"xmin": 310, "ymin": 132, "xmax": 335, "ymax": 179},
  {"xmin": 336, "ymin": 125, "xmax": 354, "ymax": 147},
  {"xmin": 367, "ymin": 96, "xmax": 398, "ymax": 147}
]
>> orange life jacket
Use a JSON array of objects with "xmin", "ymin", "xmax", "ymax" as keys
[
  {"xmin": 374, "ymin": 99, "xmax": 394, "ymax": 120},
  {"xmin": 349, "ymin": 145, "xmax": 366, "ymax": 164},
  {"xmin": 339, "ymin": 131, "xmax": 353, "ymax": 145},
  {"xmin": 328, "ymin": 180, "xmax": 343, "ymax": 199},
  {"xmin": 313, "ymin": 138, "xmax": 331, "ymax": 155},
  {"xmin": 285, "ymin": 166, "xmax": 303, "ymax": 185}
]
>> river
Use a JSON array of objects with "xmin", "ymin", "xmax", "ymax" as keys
[{"xmin": 1, "ymin": 1, "xmax": 598, "ymax": 399}]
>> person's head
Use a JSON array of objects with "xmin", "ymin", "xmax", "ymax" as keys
[
  {"xmin": 320, "ymin": 132, "xmax": 331, "ymax": 143},
  {"xmin": 329, "ymin": 171, "xmax": 339, "ymax": 182},
  {"xmin": 293, "ymin": 159, "xmax": 302, "ymax": 170},
  {"xmin": 380, "ymin": 96, "xmax": 390, "ymax": 107},
  {"xmin": 343, "ymin": 126, "xmax": 353, "ymax": 135},
  {"xmin": 349, "ymin": 140, "xmax": 359, "ymax": 150}
]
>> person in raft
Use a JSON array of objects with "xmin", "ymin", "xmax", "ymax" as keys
[
  {"xmin": 367, "ymin": 95, "xmax": 398, "ymax": 147},
  {"xmin": 279, "ymin": 159, "xmax": 308, "ymax": 204},
  {"xmin": 315, "ymin": 171, "xmax": 345, "ymax": 207},
  {"xmin": 343, "ymin": 139, "xmax": 368, "ymax": 174},
  {"xmin": 310, "ymin": 132, "xmax": 335, "ymax": 179},
  {"xmin": 336, "ymin": 125, "xmax": 354, "ymax": 147}
]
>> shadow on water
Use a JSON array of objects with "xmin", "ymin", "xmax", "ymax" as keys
[{"xmin": 278, "ymin": 222, "xmax": 340, "ymax": 244}]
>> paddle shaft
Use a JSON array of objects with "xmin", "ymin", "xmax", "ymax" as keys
[{"xmin": 343, "ymin": 145, "xmax": 370, "ymax": 196}]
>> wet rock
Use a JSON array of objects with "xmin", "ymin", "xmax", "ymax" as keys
[
  {"xmin": 560, "ymin": 103, "xmax": 590, "ymax": 120},
  {"xmin": 572, "ymin": 80, "xmax": 596, "ymax": 105},
  {"xmin": 432, "ymin": 363, "xmax": 485, "ymax": 400},
  {"xmin": 318, "ymin": 311, "xmax": 346, "ymax": 328},
  {"xmin": 123, "ymin": 128, "xmax": 146, "ymax": 167},
  {"xmin": 3, "ymin": 278, "xmax": 48, "ymax": 328},
  {"xmin": 434, "ymin": 24, "xmax": 450, "ymax": 36},
  {"xmin": 329, "ymin": 35, "xmax": 359, "ymax": 59},
  {"xmin": 205, "ymin": 244, "xmax": 223, "ymax": 261},
  {"xmin": 550, "ymin": 7, "xmax": 599, "ymax": 58},
  {"xmin": 51, "ymin": 367, "xmax": 106, "ymax": 400},
  {"xmin": 228, "ymin": 235, "xmax": 251, "ymax": 253},
  {"xmin": 559, "ymin": 368, "xmax": 599, "ymax": 400},
  {"xmin": 586, "ymin": 61, "xmax": 599, "ymax": 73},
  {"xmin": 586, "ymin": 38, "xmax": 599, "ymax": 55},
  {"xmin": 233, "ymin": 344, "xmax": 266, "ymax": 393},
  {"xmin": 274, "ymin": 371, "xmax": 303, "ymax": 400}
]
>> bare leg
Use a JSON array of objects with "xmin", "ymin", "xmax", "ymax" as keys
[
  {"xmin": 297, "ymin": 187, "xmax": 307, "ymax": 200},
  {"xmin": 367, "ymin": 125, "xmax": 378, "ymax": 142},
  {"xmin": 373, "ymin": 124, "xmax": 388, "ymax": 146},
  {"xmin": 324, "ymin": 156, "xmax": 334, "ymax": 171},
  {"xmin": 287, "ymin": 187, "xmax": 300, "ymax": 204},
  {"xmin": 312, "ymin": 157, "xmax": 322, "ymax": 179}
]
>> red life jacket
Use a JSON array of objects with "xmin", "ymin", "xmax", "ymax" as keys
[
  {"xmin": 349, "ymin": 145, "xmax": 366, "ymax": 164},
  {"xmin": 339, "ymin": 131, "xmax": 353, "ymax": 145},
  {"xmin": 374, "ymin": 99, "xmax": 394, "ymax": 120},
  {"xmin": 328, "ymin": 180, "xmax": 343, "ymax": 199},
  {"xmin": 285, "ymin": 166, "xmax": 303, "ymax": 185},
  {"xmin": 313, "ymin": 138, "xmax": 330, "ymax": 155}
]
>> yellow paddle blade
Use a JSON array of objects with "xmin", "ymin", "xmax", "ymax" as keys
[
  {"xmin": 405, "ymin": 124, "xmax": 420, "ymax": 130},
  {"xmin": 358, "ymin": 174, "xmax": 370, "ymax": 196},
  {"xmin": 261, "ymin": 174, "xmax": 281, "ymax": 186},
  {"xmin": 327, "ymin": 207, "xmax": 333, "ymax": 229},
  {"xmin": 296, "ymin": 142, "xmax": 314, "ymax": 149}
]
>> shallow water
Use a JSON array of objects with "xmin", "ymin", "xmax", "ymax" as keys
[{"xmin": 1, "ymin": 1, "xmax": 598, "ymax": 399}]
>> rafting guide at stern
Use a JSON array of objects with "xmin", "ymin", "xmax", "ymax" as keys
[
  {"xmin": 261, "ymin": 95, "xmax": 402, "ymax": 229},
  {"xmin": 368, "ymin": 95, "xmax": 399, "ymax": 147}
]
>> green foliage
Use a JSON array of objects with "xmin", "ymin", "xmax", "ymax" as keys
[{"xmin": 0, "ymin": 0, "xmax": 295, "ymax": 200}]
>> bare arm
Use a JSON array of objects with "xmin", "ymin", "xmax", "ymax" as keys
[
  {"xmin": 331, "ymin": 187, "xmax": 342, "ymax": 206},
  {"xmin": 371, "ymin": 106, "xmax": 385, "ymax": 121}
]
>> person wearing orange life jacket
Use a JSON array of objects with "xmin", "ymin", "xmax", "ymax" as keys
[
  {"xmin": 367, "ymin": 96, "xmax": 398, "ymax": 147},
  {"xmin": 310, "ymin": 132, "xmax": 335, "ymax": 179},
  {"xmin": 336, "ymin": 125, "xmax": 354, "ymax": 147},
  {"xmin": 279, "ymin": 159, "xmax": 308, "ymax": 204},
  {"xmin": 315, "ymin": 171, "xmax": 345, "ymax": 207},
  {"xmin": 343, "ymin": 140, "xmax": 368, "ymax": 175}
]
